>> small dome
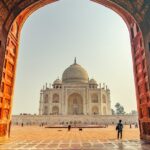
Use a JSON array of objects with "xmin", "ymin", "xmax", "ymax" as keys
[
  {"xmin": 62, "ymin": 58, "xmax": 89, "ymax": 83},
  {"xmin": 89, "ymin": 79, "xmax": 97, "ymax": 85},
  {"xmin": 53, "ymin": 79, "xmax": 62, "ymax": 85}
]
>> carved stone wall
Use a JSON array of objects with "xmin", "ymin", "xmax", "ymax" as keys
[{"xmin": 12, "ymin": 114, "xmax": 138, "ymax": 126}]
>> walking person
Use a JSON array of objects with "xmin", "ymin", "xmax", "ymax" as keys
[{"xmin": 116, "ymin": 120, "xmax": 123, "ymax": 139}]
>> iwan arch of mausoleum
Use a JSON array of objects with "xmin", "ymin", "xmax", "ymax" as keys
[{"xmin": 0, "ymin": 0, "xmax": 150, "ymax": 141}]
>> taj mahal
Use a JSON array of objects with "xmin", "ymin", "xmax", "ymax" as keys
[
  {"xmin": 39, "ymin": 59, "xmax": 112, "ymax": 116},
  {"xmin": 12, "ymin": 59, "xmax": 138, "ymax": 126}
]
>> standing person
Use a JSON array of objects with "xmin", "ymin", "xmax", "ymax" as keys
[
  {"xmin": 116, "ymin": 120, "xmax": 123, "ymax": 139},
  {"xmin": 68, "ymin": 125, "xmax": 71, "ymax": 131}
]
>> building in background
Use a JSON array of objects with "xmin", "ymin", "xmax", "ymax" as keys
[{"xmin": 39, "ymin": 58, "xmax": 112, "ymax": 115}]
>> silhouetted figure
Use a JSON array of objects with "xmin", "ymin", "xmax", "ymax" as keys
[
  {"xmin": 68, "ymin": 125, "xmax": 71, "ymax": 131},
  {"xmin": 79, "ymin": 128, "xmax": 82, "ymax": 131},
  {"xmin": 116, "ymin": 120, "xmax": 123, "ymax": 139},
  {"xmin": 130, "ymin": 124, "xmax": 132, "ymax": 128},
  {"xmin": 21, "ymin": 123, "xmax": 24, "ymax": 127}
]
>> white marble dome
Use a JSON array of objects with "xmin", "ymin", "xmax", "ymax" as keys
[{"xmin": 62, "ymin": 59, "xmax": 89, "ymax": 83}]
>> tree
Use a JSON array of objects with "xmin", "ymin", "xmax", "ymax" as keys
[
  {"xmin": 115, "ymin": 102, "xmax": 126, "ymax": 115},
  {"xmin": 130, "ymin": 110, "xmax": 137, "ymax": 115}
]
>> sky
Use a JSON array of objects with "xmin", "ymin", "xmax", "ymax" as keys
[{"xmin": 12, "ymin": 0, "xmax": 137, "ymax": 115}]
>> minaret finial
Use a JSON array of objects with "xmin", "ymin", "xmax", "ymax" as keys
[{"xmin": 74, "ymin": 57, "xmax": 77, "ymax": 64}]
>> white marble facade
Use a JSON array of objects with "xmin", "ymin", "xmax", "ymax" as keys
[{"xmin": 39, "ymin": 59, "xmax": 112, "ymax": 115}]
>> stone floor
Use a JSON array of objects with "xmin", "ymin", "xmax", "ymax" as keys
[{"xmin": 0, "ymin": 125, "xmax": 150, "ymax": 150}]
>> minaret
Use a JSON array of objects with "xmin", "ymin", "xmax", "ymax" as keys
[
  {"xmin": 106, "ymin": 87, "xmax": 112, "ymax": 115},
  {"xmin": 39, "ymin": 89, "xmax": 43, "ymax": 115}
]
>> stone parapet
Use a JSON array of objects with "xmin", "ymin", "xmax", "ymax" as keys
[{"xmin": 12, "ymin": 115, "xmax": 138, "ymax": 126}]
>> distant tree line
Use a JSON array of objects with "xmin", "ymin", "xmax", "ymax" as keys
[{"xmin": 112, "ymin": 102, "xmax": 137, "ymax": 115}]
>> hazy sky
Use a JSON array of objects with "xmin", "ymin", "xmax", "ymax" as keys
[{"xmin": 13, "ymin": 0, "xmax": 137, "ymax": 115}]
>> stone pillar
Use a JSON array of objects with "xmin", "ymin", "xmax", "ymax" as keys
[
  {"xmin": 83, "ymin": 96, "xmax": 86, "ymax": 115},
  {"xmin": 129, "ymin": 22, "xmax": 150, "ymax": 140},
  {"xmin": 65, "ymin": 88, "xmax": 68, "ymax": 115},
  {"xmin": 39, "ymin": 90, "xmax": 43, "ymax": 115},
  {"xmin": 49, "ymin": 92, "xmax": 52, "ymax": 115},
  {"xmin": 106, "ymin": 89, "xmax": 111, "ymax": 115},
  {"xmin": 0, "ymin": 19, "xmax": 20, "ymax": 137},
  {"xmin": 0, "ymin": 27, "xmax": 8, "ymax": 137},
  {"xmin": 98, "ymin": 88, "xmax": 102, "ymax": 115},
  {"xmin": 83, "ymin": 91, "xmax": 86, "ymax": 115},
  {"xmin": 86, "ymin": 86, "xmax": 90, "ymax": 115}
]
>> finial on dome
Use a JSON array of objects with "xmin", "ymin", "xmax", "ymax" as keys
[{"xmin": 74, "ymin": 57, "xmax": 77, "ymax": 64}]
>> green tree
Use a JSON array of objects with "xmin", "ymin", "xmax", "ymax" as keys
[
  {"xmin": 130, "ymin": 110, "xmax": 137, "ymax": 115},
  {"xmin": 115, "ymin": 102, "xmax": 126, "ymax": 115}
]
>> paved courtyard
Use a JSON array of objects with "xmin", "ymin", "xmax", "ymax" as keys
[{"xmin": 0, "ymin": 125, "xmax": 150, "ymax": 149}]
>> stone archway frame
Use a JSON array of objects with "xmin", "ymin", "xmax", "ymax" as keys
[
  {"xmin": 68, "ymin": 93, "xmax": 83, "ymax": 115},
  {"xmin": 52, "ymin": 106, "xmax": 59, "ymax": 115},
  {"xmin": 52, "ymin": 93, "xmax": 59, "ymax": 103},
  {"xmin": 92, "ymin": 106, "xmax": 99, "ymax": 115},
  {"xmin": 0, "ymin": 0, "xmax": 150, "ymax": 140}
]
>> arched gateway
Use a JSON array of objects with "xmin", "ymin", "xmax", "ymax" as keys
[
  {"xmin": 0, "ymin": 0, "xmax": 150, "ymax": 140},
  {"xmin": 68, "ymin": 93, "xmax": 83, "ymax": 115}
]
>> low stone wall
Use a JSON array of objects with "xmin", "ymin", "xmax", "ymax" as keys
[{"xmin": 12, "ymin": 115, "xmax": 138, "ymax": 126}]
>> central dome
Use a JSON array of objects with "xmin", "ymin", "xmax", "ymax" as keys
[{"xmin": 62, "ymin": 59, "xmax": 89, "ymax": 83}]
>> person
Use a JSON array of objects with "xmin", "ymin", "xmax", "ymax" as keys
[
  {"xmin": 68, "ymin": 125, "xmax": 71, "ymax": 131},
  {"xmin": 116, "ymin": 120, "xmax": 123, "ymax": 139},
  {"xmin": 79, "ymin": 127, "xmax": 82, "ymax": 131}
]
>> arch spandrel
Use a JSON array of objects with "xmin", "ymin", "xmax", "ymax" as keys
[{"xmin": 0, "ymin": 1, "xmax": 149, "ymax": 33}]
